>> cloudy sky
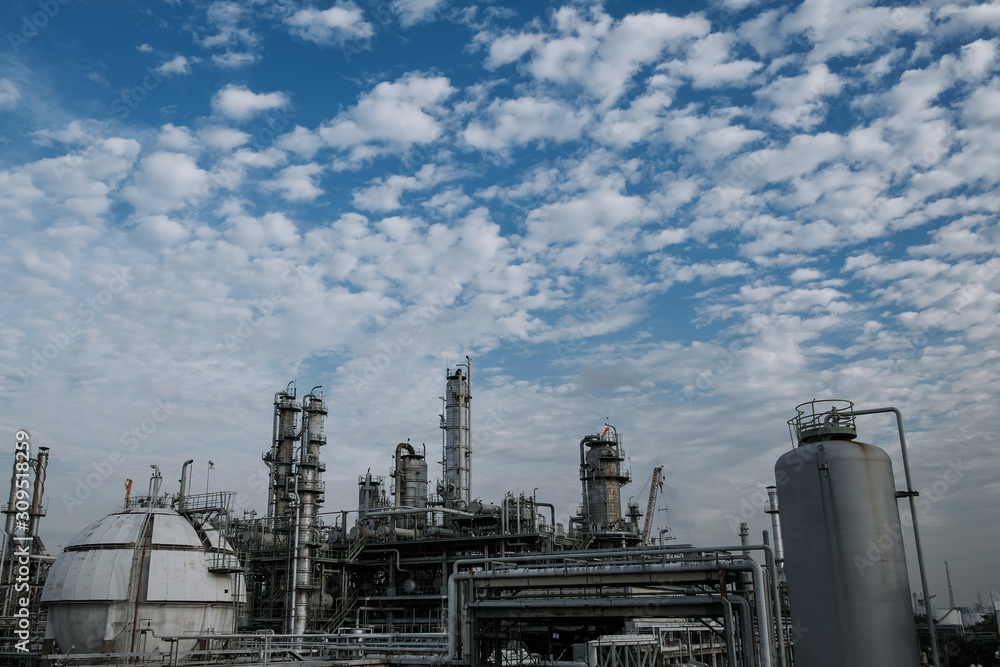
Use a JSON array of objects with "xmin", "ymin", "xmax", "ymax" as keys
[{"xmin": 2, "ymin": 0, "xmax": 999, "ymax": 610}]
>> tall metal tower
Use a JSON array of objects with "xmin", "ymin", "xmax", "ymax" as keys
[{"xmin": 440, "ymin": 357, "xmax": 472, "ymax": 507}]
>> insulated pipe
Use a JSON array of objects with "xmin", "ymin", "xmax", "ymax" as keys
[
  {"xmin": 841, "ymin": 406, "xmax": 941, "ymax": 667},
  {"xmin": 718, "ymin": 595, "xmax": 738, "ymax": 667},
  {"xmin": 447, "ymin": 544, "xmax": 782, "ymax": 664},
  {"xmin": 728, "ymin": 593, "xmax": 757, "ymax": 667},
  {"xmin": 5, "ymin": 443, "xmax": 28, "ymax": 536},
  {"xmin": 363, "ymin": 506, "xmax": 478, "ymax": 519},
  {"xmin": 27, "ymin": 447, "xmax": 48, "ymax": 540},
  {"xmin": 149, "ymin": 465, "xmax": 162, "ymax": 499},
  {"xmin": 178, "ymin": 459, "xmax": 194, "ymax": 510},
  {"xmin": 535, "ymin": 502, "xmax": 556, "ymax": 532},
  {"xmin": 764, "ymin": 487, "xmax": 783, "ymax": 565},
  {"xmin": 762, "ymin": 530, "xmax": 787, "ymax": 667},
  {"xmin": 446, "ymin": 558, "xmax": 773, "ymax": 666}
]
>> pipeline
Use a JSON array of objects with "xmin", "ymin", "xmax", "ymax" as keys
[
  {"xmin": 27, "ymin": 447, "xmax": 48, "ymax": 542},
  {"xmin": 446, "ymin": 554, "xmax": 774, "ymax": 666}
]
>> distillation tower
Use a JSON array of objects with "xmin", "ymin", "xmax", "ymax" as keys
[{"xmin": 439, "ymin": 358, "xmax": 472, "ymax": 508}]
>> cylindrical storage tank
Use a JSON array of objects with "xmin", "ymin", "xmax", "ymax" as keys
[{"xmin": 775, "ymin": 400, "xmax": 919, "ymax": 667}]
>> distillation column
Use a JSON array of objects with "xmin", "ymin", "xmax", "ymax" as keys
[
  {"xmin": 578, "ymin": 426, "xmax": 630, "ymax": 533},
  {"xmin": 440, "ymin": 360, "xmax": 472, "ymax": 508},
  {"xmin": 293, "ymin": 390, "xmax": 326, "ymax": 635},
  {"xmin": 268, "ymin": 388, "xmax": 300, "ymax": 523}
]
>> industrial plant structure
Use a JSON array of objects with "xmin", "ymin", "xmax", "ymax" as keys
[{"xmin": 0, "ymin": 363, "xmax": 937, "ymax": 666}]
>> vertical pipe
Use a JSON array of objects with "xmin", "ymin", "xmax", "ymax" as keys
[
  {"xmin": 765, "ymin": 486, "xmax": 783, "ymax": 565},
  {"xmin": 27, "ymin": 447, "xmax": 48, "ymax": 540},
  {"xmin": 178, "ymin": 459, "xmax": 194, "ymax": 511},
  {"xmin": 848, "ymin": 406, "xmax": 941, "ymax": 667},
  {"xmin": 4, "ymin": 444, "xmax": 22, "ymax": 536}
]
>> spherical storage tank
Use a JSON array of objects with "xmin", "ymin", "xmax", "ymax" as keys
[
  {"xmin": 41, "ymin": 506, "xmax": 242, "ymax": 655},
  {"xmin": 775, "ymin": 400, "xmax": 919, "ymax": 667}
]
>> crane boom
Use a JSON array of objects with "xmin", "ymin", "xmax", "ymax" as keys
[{"xmin": 641, "ymin": 466, "xmax": 663, "ymax": 544}]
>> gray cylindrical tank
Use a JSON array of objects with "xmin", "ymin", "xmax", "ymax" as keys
[
  {"xmin": 398, "ymin": 452, "xmax": 428, "ymax": 509},
  {"xmin": 775, "ymin": 400, "xmax": 919, "ymax": 667}
]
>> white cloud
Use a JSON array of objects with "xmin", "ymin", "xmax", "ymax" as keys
[
  {"xmin": 464, "ymin": 96, "xmax": 591, "ymax": 151},
  {"xmin": 260, "ymin": 163, "xmax": 324, "ymax": 201},
  {"xmin": 352, "ymin": 164, "xmax": 454, "ymax": 211},
  {"xmin": 666, "ymin": 32, "xmax": 763, "ymax": 88},
  {"xmin": 211, "ymin": 84, "xmax": 289, "ymax": 121},
  {"xmin": 136, "ymin": 214, "xmax": 191, "ymax": 245},
  {"xmin": 956, "ymin": 38, "xmax": 998, "ymax": 80},
  {"xmin": 496, "ymin": 7, "xmax": 710, "ymax": 106},
  {"xmin": 286, "ymin": 3, "xmax": 374, "ymax": 45},
  {"xmin": 212, "ymin": 51, "xmax": 260, "ymax": 68},
  {"xmin": 122, "ymin": 151, "xmax": 211, "ymax": 213},
  {"xmin": 754, "ymin": 64, "xmax": 842, "ymax": 128},
  {"xmin": 319, "ymin": 74, "xmax": 454, "ymax": 159},
  {"xmin": 197, "ymin": 125, "xmax": 250, "ymax": 151},
  {"xmin": 198, "ymin": 1, "xmax": 259, "ymax": 50},
  {"xmin": 220, "ymin": 202, "xmax": 300, "ymax": 250},
  {"xmin": 392, "ymin": 0, "xmax": 446, "ymax": 28},
  {"xmin": 485, "ymin": 32, "xmax": 544, "ymax": 69},
  {"xmin": 156, "ymin": 124, "xmax": 197, "ymax": 152},
  {"xmin": 790, "ymin": 267, "xmax": 824, "ymax": 282},
  {"xmin": 156, "ymin": 55, "xmax": 194, "ymax": 76},
  {"xmin": 22, "ymin": 137, "xmax": 141, "ymax": 223},
  {"xmin": 0, "ymin": 79, "xmax": 20, "ymax": 109},
  {"xmin": 30, "ymin": 121, "xmax": 97, "ymax": 146},
  {"xmin": 276, "ymin": 126, "xmax": 324, "ymax": 159}
]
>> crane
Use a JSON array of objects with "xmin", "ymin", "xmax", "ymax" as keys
[{"xmin": 641, "ymin": 466, "xmax": 664, "ymax": 545}]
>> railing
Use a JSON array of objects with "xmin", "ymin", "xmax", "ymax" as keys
[
  {"xmin": 178, "ymin": 491, "xmax": 236, "ymax": 513},
  {"xmin": 343, "ymin": 535, "xmax": 367, "ymax": 562},
  {"xmin": 321, "ymin": 586, "xmax": 359, "ymax": 633},
  {"xmin": 38, "ymin": 630, "xmax": 451, "ymax": 666}
]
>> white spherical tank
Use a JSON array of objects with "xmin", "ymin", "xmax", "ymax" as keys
[
  {"xmin": 775, "ymin": 401, "xmax": 919, "ymax": 667},
  {"xmin": 42, "ymin": 507, "xmax": 241, "ymax": 655}
]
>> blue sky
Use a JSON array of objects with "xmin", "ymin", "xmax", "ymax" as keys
[{"xmin": 2, "ymin": 0, "xmax": 999, "ymax": 612}]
